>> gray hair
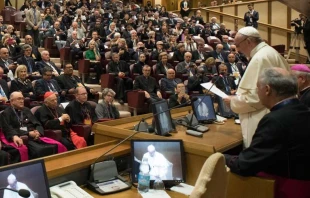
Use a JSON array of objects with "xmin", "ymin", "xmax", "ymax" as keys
[
  {"xmin": 259, "ymin": 68, "xmax": 298, "ymax": 97},
  {"xmin": 293, "ymin": 70, "xmax": 310, "ymax": 81},
  {"xmin": 102, "ymin": 88, "xmax": 116, "ymax": 98}
]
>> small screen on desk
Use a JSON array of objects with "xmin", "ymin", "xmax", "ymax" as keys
[
  {"xmin": 152, "ymin": 100, "xmax": 175, "ymax": 136},
  {"xmin": 131, "ymin": 139, "xmax": 186, "ymax": 185},
  {"xmin": 0, "ymin": 159, "xmax": 51, "ymax": 198},
  {"xmin": 192, "ymin": 95, "xmax": 217, "ymax": 122}
]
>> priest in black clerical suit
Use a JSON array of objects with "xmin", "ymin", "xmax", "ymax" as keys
[{"xmin": 107, "ymin": 53, "xmax": 133, "ymax": 104}]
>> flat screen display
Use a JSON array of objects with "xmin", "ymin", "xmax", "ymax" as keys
[
  {"xmin": 152, "ymin": 100, "xmax": 174, "ymax": 136},
  {"xmin": 131, "ymin": 139, "xmax": 186, "ymax": 186},
  {"xmin": 192, "ymin": 95, "xmax": 217, "ymax": 122},
  {"xmin": 0, "ymin": 159, "xmax": 51, "ymax": 198}
]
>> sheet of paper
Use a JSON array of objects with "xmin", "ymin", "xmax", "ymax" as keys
[
  {"xmin": 140, "ymin": 190, "xmax": 171, "ymax": 198},
  {"xmin": 170, "ymin": 183, "xmax": 195, "ymax": 196},
  {"xmin": 201, "ymin": 82, "xmax": 229, "ymax": 98}
]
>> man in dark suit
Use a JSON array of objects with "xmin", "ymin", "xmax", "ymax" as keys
[
  {"xmin": 168, "ymin": 83, "xmax": 190, "ymax": 108},
  {"xmin": 212, "ymin": 64, "xmax": 236, "ymax": 95},
  {"xmin": 133, "ymin": 65, "xmax": 162, "ymax": 105},
  {"xmin": 17, "ymin": 44, "xmax": 40, "ymax": 75},
  {"xmin": 176, "ymin": 52, "xmax": 197, "ymax": 75},
  {"xmin": 226, "ymin": 53, "xmax": 244, "ymax": 78},
  {"xmin": 56, "ymin": 64, "xmax": 97, "ymax": 98},
  {"xmin": 173, "ymin": 43, "xmax": 186, "ymax": 62},
  {"xmin": 150, "ymin": 41, "xmax": 166, "ymax": 61},
  {"xmin": 244, "ymin": 3, "xmax": 259, "ymax": 28},
  {"xmin": 156, "ymin": 53, "xmax": 173, "ymax": 75},
  {"xmin": 180, "ymin": 0, "xmax": 190, "ymax": 18},
  {"xmin": 34, "ymin": 67, "xmax": 66, "ymax": 102},
  {"xmin": 166, "ymin": 12, "xmax": 177, "ymax": 28},
  {"xmin": 160, "ymin": 69, "xmax": 182, "ymax": 93},
  {"xmin": 208, "ymin": 44, "xmax": 228, "ymax": 63},
  {"xmin": 191, "ymin": 10, "xmax": 204, "ymax": 25},
  {"xmin": 65, "ymin": 31, "xmax": 85, "ymax": 65},
  {"xmin": 225, "ymin": 68, "xmax": 310, "ymax": 194},
  {"xmin": 46, "ymin": 21, "xmax": 67, "ymax": 50},
  {"xmin": 22, "ymin": 35, "xmax": 41, "ymax": 62},
  {"xmin": 188, "ymin": 66, "xmax": 211, "ymax": 93},
  {"xmin": 0, "ymin": 48, "xmax": 16, "ymax": 80},
  {"xmin": 37, "ymin": 0, "xmax": 51, "ymax": 10},
  {"xmin": 107, "ymin": 53, "xmax": 133, "ymax": 104},
  {"xmin": 36, "ymin": 50, "xmax": 61, "ymax": 76},
  {"xmin": 192, "ymin": 43, "xmax": 210, "ymax": 62}
]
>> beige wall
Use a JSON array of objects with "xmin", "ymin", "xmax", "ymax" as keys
[
  {"xmin": 254, "ymin": 2, "xmax": 268, "ymax": 24},
  {"xmin": 271, "ymin": 1, "xmax": 287, "ymax": 28}
]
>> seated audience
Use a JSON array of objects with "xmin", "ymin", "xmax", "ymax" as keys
[
  {"xmin": 160, "ymin": 69, "xmax": 182, "ymax": 93},
  {"xmin": 107, "ymin": 53, "xmax": 133, "ymax": 104},
  {"xmin": 225, "ymin": 68, "xmax": 310, "ymax": 196},
  {"xmin": 47, "ymin": 21, "xmax": 67, "ymax": 50},
  {"xmin": 10, "ymin": 65, "xmax": 36, "ymax": 100},
  {"xmin": 35, "ymin": 92, "xmax": 87, "ymax": 150},
  {"xmin": 16, "ymin": 44, "xmax": 40, "ymax": 75},
  {"xmin": 22, "ymin": 35, "xmax": 41, "ymax": 62},
  {"xmin": 168, "ymin": 83, "xmax": 190, "ymax": 108},
  {"xmin": 1, "ymin": 91, "xmax": 67, "ymax": 160},
  {"xmin": 150, "ymin": 41, "xmax": 166, "ymax": 61},
  {"xmin": 204, "ymin": 57, "xmax": 218, "ymax": 75},
  {"xmin": 66, "ymin": 31, "xmax": 86, "ymax": 63},
  {"xmin": 156, "ymin": 52, "xmax": 173, "ymax": 75},
  {"xmin": 133, "ymin": 65, "xmax": 162, "ymax": 105},
  {"xmin": 222, "ymin": 35, "xmax": 230, "ymax": 51},
  {"xmin": 0, "ymin": 67, "xmax": 9, "ymax": 110},
  {"xmin": 216, "ymin": 23, "xmax": 230, "ymax": 40},
  {"xmin": 212, "ymin": 64, "xmax": 237, "ymax": 95},
  {"xmin": 176, "ymin": 52, "xmax": 197, "ymax": 75},
  {"xmin": 291, "ymin": 64, "xmax": 310, "ymax": 108},
  {"xmin": 208, "ymin": 44, "xmax": 228, "ymax": 63},
  {"xmin": 133, "ymin": 53, "xmax": 147, "ymax": 76},
  {"xmin": 184, "ymin": 35, "xmax": 197, "ymax": 52},
  {"xmin": 192, "ymin": 43, "xmax": 210, "ymax": 62},
  {"xmin": 95, "ymin": 88, "xmax": 120, "ymax": 119},
  {"xmin": 226, "ymin": 53, "xmax": 244, "ymax": 80}
]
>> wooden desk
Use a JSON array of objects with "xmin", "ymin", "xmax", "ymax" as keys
[
  {"xmin": 93, "ymin": 106, "xmax": 243, "ymax": 185},
  {"xmin": 83, "ymin": 187, "xmax": 188, "ymax": 198}
]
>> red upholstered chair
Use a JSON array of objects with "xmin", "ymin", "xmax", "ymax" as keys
[
  {"xmin": 59, "ymin": 47, "xmax": 71, "ymax": 66},
  {"xmin": 272, "ymin": 45, "xmax": 285, "ymax": 57},
  {"xmin": 229, "ymin": 30, "xmax": 237, "ymax": 38},
  {"xmin": 78, "ymin": 59, "xmax": 90, "ymax": 83},
  {"xmin": 101, "ymin": 64, "xmax": 115, "ymax": 90},
  {"xmin": 44, "ymin": 37, "xmax": 60, "ymax": 57},
  {"xmin": 204, "ymin": 44, "xmax": 214, "ymax": 52},
  {"xmin": 193, "ymin": 36, "xmax": 205, "ymax": 45},
  {"xmin": 175, "ymin": 65, "xmax": 189, "ymax": 81},
  {"xmin": 10, "ymin": 11, "xmax": 24, "ymax": 31},
  {"xmin": 30, "ymin": 106, "xmax": 62, "ymax": 142},
  {"xmin": 130, "ymin": 64, "xmax": 140, "ymax": 80},
  {"xmin": 1, "ymin": 6, "xmax": 16, "ymax": 24},
  {"xmin": 127, "ymin": 90, "xmax": 148, "ymax": 115},
  {"xmin": 207, "ymin": 36, "xmax": 221, "ymax": 50}
]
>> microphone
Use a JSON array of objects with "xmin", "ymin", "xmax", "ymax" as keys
[
  {"xmin": 134, "ymin": 97, "xmax": 198, "ymax": 132},
  {"xmin": 0, "ymin": 188, "xmax": 31, "ymax": 197}
]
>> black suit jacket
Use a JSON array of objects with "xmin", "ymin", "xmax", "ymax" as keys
[
  {"xmin": 244, "ymin": 10, "xmax": 259, "ymax": 28},
  {"xmin": 65, "ymin": 100, "xmax": 98, "ymax": 124},
  {"xmin": 56, "ymin": 74, "xmax": 90, "ymax": 94},
  {"xmin": 133, "ymin": 75, "xmax": 159, "ymax": 95},
  {"xmin": 225, "ymin": 99, "xmax": 310, "ymax": 180},
  {"xmin": 107, "ymin": 61, "xmax": 130, "ymax": 77},
  {"xmin": 156, "ymin": 62, "xmax": 173, "ymax": 75},
  {"xmin": 173, "ymin": 50, "xmax": 185, "ymax": 62},
  {"xmin": 192, "ymin": 50, "xmax": 209, "ymax": 62},
  {"xmin": 36, "ymin": 60, "xmax": 61, "ymax": 75},
  {"xmin": 34, "ymin": 78, "xmax": 62, "ymax": 96},
  {"xmin": 225, "ymin": 62, "xmax": 244, "ymax": 77},
  {"xmin": 168, "ymin": 94, "xmax": 188, "ymax": 108},
  {"xmin": 0, "ymin": 59, "xmax": 13, "ymax": 75},
  {"xmin": 10, "ymin": 79, "xmax": 34, "ymax": 98},
  {"xmin": 1, "ymin": 107, "xmax": 44, "ymax": 141},
  {"xmin": 212, "ymin": 75, "xmax": 236, "ymax": 95},
  {"xmin": 17, "ymin": 56, "xmax": 38, "ymax": 73},
  {"xmin": 208, "ymin": 51, "xmax": 228, "ymax": 63}
]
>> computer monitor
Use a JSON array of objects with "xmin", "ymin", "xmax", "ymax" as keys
[
  {"xmin": 217, "ymin": 96, "xmax": 237, "ymax": 118},
  {"xmin": 0, "ymin": 159, "xmax": 51, "ymax": 198},
  {"xmin": 152, "ymin": 100, "xmax": 175, "ymax": 136},
  {"xmin": 131, "ymin": 139, "xmax": 186, "ymax": 187},
  {"xmin": 192, "ymin": 95, "xmax": 217, "ymax": 122}
]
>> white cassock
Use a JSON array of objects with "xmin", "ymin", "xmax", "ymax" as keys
[
  {"xmin": 142, "ymin": 152, "xmax": 171, "ymax": 180},
  {"xmin": 230, "ymin": 42, "xmax": 290, "ymax": 148},
  {"xmin": 198, "ymin": 101, "xmax": 209, "ymax": 119},
  {"xmin": 3, "ymin": 182, "xmax": 35, "ymax": 198}
]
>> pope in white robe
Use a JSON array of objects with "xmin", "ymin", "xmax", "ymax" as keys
[
  {"xmin": 226, "ymin": 27, "xmax": 290, "ymax": 148},
  {"xmin": 3, "ymin": 174, "xmax": 35, "ymax": 198}
]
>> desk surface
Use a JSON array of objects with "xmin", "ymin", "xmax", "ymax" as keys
[
  {"xmin": 83, "ymin": 187, "xmax": 188, "ymax": 198},
  {"xmin": 93, "ymin": 106, "xmax": 242, "ymax": 157}
]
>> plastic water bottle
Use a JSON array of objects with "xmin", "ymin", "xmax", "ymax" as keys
[{"xmin": 138, "ymin": 158, "xmax": 150, "ymax": 193}]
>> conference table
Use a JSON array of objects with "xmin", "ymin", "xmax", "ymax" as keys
[{"xmin": 92, "ymin": 106, "xmax": 243, "ymax": 185}]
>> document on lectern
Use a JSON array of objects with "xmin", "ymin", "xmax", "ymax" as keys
[{"xmin": 201, "ymin": 82, "xmax": 229, "ymax": 98}]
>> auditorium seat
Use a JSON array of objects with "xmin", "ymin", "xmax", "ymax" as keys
[
  {"xmin": 127, "ymin": 90, "xmax": 148, "ymax": 115},
  {"xmin": 190, "ymin": 152, "xmax": 230, "ymax": 198},
  {"xmin": 1, "ymin": 6, "xmax": 16, "ymax": 24}
]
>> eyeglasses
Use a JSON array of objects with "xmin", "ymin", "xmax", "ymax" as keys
[
  {"xmin": 13, "ymin": 97, "xmax": 24, "ymax": 101},
  {"xmin": 78, "ymin": 93, "xmax": 87, "ymax": 96},
  {"xmin": 235, "ymin": 37, "xmax": 248, "ymax": 48}
]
